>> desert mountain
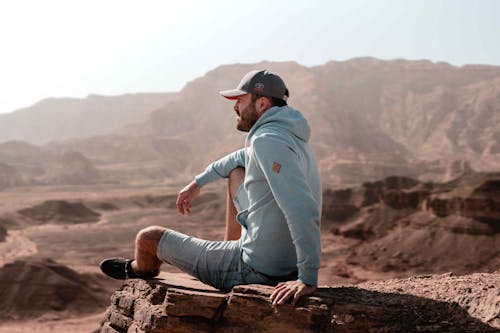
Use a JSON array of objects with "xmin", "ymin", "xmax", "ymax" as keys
[
  {"xmin": 148, "ymin": 61, "xmax": 412, "ymax": 166},
  {"xmin": 0, "ymin": 141, "xmax": 49, "ymax": 176},
  {"xmin": 0, "ymin": 93, "xmax": 174, "ymax": 145},
  {"xmin": 1, "ymin": 58, "xmax": 499, "ymax": 187},
  {"xmin": 146, "ymin": 59, "xmax": 500, "ymax": 172},
  {"xmin": 42, "ymin": 151, "xmax": 102, "ymax": 185},
  {"xmin": 323, "ymin": 59, "xmax": 500, "ymax": 167},
  {"xmin": 117, "ymin": 59, "xmax": 493, "ymax": 186}
]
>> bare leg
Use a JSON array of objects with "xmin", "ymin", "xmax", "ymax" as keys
[
  {"xmin": 131, "ymin": 226, "xmax": 165, "ymax": 274},
  {"xmin": 225, "ymin": 167, "xmax": 245, "ymax": 241}
]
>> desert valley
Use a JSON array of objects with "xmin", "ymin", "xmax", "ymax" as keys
[{"xmin": 0, "ymin": 58, "xmax": 498, "ymax": 332}]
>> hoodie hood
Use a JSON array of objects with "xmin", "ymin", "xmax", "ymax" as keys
[{"xmin": 247, "ymin": 106, "xmax": 311, "ymax": 144}]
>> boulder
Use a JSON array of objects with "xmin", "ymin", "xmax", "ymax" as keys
[{"xmin": 99, "ymin": 272, "xmax": 499, "ymax": 333}]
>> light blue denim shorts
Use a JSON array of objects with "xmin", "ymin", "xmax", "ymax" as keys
[{"xmin": 157, "ymin": 229, "xmax": 276, "ymax": 291}]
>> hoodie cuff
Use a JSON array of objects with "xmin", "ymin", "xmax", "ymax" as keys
[
  {"xmin": 194, "ymin": 165, "xmax": 223, "ymax": 187},
  {"xmin": 298, "ymin": 269, "xmax": 318, "ymax": 286}
]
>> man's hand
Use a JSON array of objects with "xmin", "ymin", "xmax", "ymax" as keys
[
  {"xmin": 270, "ymin": 280, "xmax": 317, "ymax": 306},
  {"xmin": 176, "ymin": 180, "xmax": 200, "ymax": 215}
]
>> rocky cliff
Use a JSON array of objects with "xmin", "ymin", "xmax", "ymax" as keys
[
  {"xmin": 99, "ymin": 272, "xmax": 499, "ymax": 333},
  {"xmin": 321, "ymin": 171, "xmax": 500, "ymax": 279}
]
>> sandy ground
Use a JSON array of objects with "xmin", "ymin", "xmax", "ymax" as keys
[
  {"xmin": 0, "ymin": 183, "xmax": 247, "ymax": 332},
  {"xmin": 0, "ymin": 182, "xmax": 497, "ymax": 332},
  {"xmin": 0, "ymin": 314, "xmax": 103, "ymax": 333},
  {"xmin": 0, "ymin": 184, "xmax": 183, "ymax": 333}
]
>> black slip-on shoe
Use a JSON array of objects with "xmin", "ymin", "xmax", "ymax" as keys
[{"xmin": 99, "ymin": 257, "xmax": 159, "ymax": 280}]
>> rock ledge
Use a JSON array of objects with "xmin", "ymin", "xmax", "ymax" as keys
[{"xmin": 100, "ymin": 272, "xmax": 499, "ymax": 333}]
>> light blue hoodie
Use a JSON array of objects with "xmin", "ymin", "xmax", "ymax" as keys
[{"xmin": 195, "ymin": 105, "xmax": 322, "ymax": 285}]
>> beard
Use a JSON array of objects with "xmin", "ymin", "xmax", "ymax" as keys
[{"xmin": 236, "ymin": 101, "xmax": 260, "ymax": 132}]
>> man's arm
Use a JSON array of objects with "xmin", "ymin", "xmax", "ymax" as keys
[
  {"xmin": 194, "ymin": 148, "xmax": 246, "ymax": 187},
  {"xmin": 252, "ymin": 135, "xmax": 321, "ymax": 304},
  {"xmin": 176, "ymin": 149, "xmax": 246, "ymax": 215}
]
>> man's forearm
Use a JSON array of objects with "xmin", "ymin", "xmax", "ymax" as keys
[{"xmin": 195, "ymin": 148, "xmax": 246, "ymax": 187}]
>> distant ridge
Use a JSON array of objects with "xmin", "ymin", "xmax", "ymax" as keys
[
  {"xmin": 143, "ymin": 58, "xmax": 500, "ymax": 176},
  {"xmin": 0, "ymin": 92, "xmax": 175, "ymax": 144},
  {"xmin": 1, "ymin": 58, "xmax": 499, "ymax": 187}
]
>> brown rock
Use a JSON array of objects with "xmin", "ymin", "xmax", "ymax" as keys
[
  {"xmin": 164, "ymin": 288, "xmax": 227, "ymax": 319},
  {"xmin": 17, "ymin": 200, "xmax": 101, "ymax": 224},
  {"xmin": 322, "ymin": 172, "xmax": 500, "ymax": 276},
  {"xmin": 0, "ymin": 258, "xmax": 110, "ymax": 320},
  {"xmin": 105, "ymin": 308, "xmax": 133, "ymax": 332},
  {"xmin": 99, "ymin": 272, "xmax": 499, "ymax": 333}
]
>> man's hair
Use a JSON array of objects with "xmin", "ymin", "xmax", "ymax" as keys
[{"xmin": 251, "ymin": 94, "xmax": 287, "ymax": 107}]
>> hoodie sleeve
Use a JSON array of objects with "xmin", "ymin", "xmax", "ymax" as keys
[
  {"xmin": 195, "ymin": 148, "xmax": 246, "ymax": 187},
  {"xmin": 252, "ymin": 135, "xmax": 321, "ymax": 286}
]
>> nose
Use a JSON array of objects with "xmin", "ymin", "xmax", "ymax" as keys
[{"xmin": 233, "ymin": 100, "xmax": 239, "ymax": 112}]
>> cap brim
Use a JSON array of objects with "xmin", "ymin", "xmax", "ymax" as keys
[{"xmin": 219, "ymin": 89, "xmax": 247, "ymax": 100}]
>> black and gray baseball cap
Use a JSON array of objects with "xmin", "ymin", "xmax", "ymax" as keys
[{"xmin": 220, "ymin": 70, "xmax": 289, "ymax": 101}]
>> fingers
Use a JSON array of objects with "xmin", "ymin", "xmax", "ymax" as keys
[
  {"xmin": 184, "ymin": 201, "xmax": 192, "ymax": 213},
  {"xmin": 271, "ymin": 286, "xmax": 296, "ymax": 305},
  {"xmin": 176, "ymin": 188, "xmax": 193, "ymax": 215},
  {"xmin": 176, "ymin": 195, "xmax": 191, "ymax": 215},
  {"xmin": 176, "ymin": 196, "xmax": 183, "ymax": 214},
  {"xmin": 270, "ymin": 286, "xmax": 281, "ymax": 304},
  {"xmin": 273, "ymin": 282, "xmax": 287, "ymax": 292},
  {"xmin": 176, "ymin": 181, "xmax": 201, "ymax": 216},
  {"xmin": 270, "ymin": 281, "xmax": 317, "ymax": 306},
  {"xmin": 270, "ymin": 281, "xmax": 303, "ymax": 305},
  {"xmin": 292, "ymin": 289, "xmax": 303, "ymax": 306},
  {"xmin": 176, "ymin": 193, "xmax": 186, "ymax": 215}
]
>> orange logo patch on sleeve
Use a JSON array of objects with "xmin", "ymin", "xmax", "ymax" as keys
[{"xmin": 272, "ymin": 162, "xmax": 281, "ymax": 173}]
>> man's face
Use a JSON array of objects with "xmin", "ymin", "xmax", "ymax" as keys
[{"xmin": 233, "ymin": 94, "xmax": 260, "ymax": 132}]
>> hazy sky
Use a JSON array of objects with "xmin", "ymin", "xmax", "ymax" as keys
[{"xmin": 1, "ymin": 0, "xmax": 499, "ymax": 114}]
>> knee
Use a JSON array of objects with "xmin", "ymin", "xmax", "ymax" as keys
[
  {"xmin": 228, "ymin": 167, "xmax": 245, "ymax": 199},
  {"xmin": 136, "ymin": 226, "xmax": 167, "ymax": 251}
]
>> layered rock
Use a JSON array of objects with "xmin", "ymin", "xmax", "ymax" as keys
[
  {"xmin": 322, "ymin": 171, "xmax": 500, "ymax": 277},
  {"xmin": 423, "ymin": 196, "xmax": 500, "ymax": 227},
  {"xmin": 99, "ymin": 272, "xmax": 499, "ymax": 333}
]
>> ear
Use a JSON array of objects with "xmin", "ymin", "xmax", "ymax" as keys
[{"xmin": 257, "ymin": 97, "xmax": 272, "ymax": 115}]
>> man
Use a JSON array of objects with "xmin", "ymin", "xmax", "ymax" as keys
[{"xmin": 100, "ymin": 70, "xmax": 322, "ymax": 306}]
